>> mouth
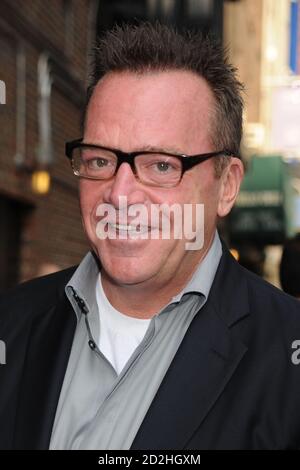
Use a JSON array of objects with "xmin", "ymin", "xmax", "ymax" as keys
[
  {"xmin": 108, "ymin": 222, "xmax": 152, "ymax": 234},
  {"xmin": 93, "ymin": 219, "xmax": 162, "ymax": 242}
]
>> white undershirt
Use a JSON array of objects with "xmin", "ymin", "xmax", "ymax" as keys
[{"xmin": 95, "ymin": 274, "xmax": 151, "ymax": 375}]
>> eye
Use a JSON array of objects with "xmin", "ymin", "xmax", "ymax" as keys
[
  {"xmin": 149, "ymin": 157, "xmax": 181, "ymax": 174},
  {"xmin": 87, "ymin": 157, "xmax": 109, "ymax": 169},
  {"xmin": 155, "ymin": 161, "xmax": 174, "ymax": 172}
]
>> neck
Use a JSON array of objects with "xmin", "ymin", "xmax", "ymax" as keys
[{"xmin": 101, "ymin": 273, "xmax": 186, "ymax": 319}]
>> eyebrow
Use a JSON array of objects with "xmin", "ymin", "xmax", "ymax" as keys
[
  {"xmin": 82, "ymin": 141, "xmax": 185, "ymax": 156},
  {"xmin": 141, "ymin": 144, "xmax": 184, "ymax": 155}
]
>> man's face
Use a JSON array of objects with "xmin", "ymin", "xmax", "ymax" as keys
[{"xmin": 80, "ymin": 70, "xmax": 238, "ymax": 288}]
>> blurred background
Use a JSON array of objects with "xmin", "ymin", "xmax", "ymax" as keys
[{"xmin": 0, "ymin": 0, "xmax": 300, "ymax": 296}]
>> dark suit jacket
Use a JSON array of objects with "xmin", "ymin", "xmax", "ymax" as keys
[{"xmin": 1, "ymin": 246, "xmax": 300, "ymax": 450}]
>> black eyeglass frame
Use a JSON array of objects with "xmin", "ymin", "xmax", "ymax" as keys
[{"xmin": 65, "ymin": 138, "xmax": 235, "ymax": 183}]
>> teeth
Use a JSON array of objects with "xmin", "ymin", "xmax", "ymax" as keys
[{"xmin": 109, "ymin": 223, "xmax": 143, "ymax": 231}]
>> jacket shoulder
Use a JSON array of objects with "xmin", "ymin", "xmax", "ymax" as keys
[
  {"xmin": 231, "ymin": 261, "xmax": 300, "ymax": 352},
  {"xmin": 0, "ymin": 266, "xmax": 77, "ymax": 324},
  {"xmin": 243, "ymin": 264, "xmax": 300, "ymax": 317},
  {"xmin": 216, "ymin": 246, "xmax": 300, "ymax": 333}
]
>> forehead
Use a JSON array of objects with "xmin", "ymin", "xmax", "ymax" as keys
[{"xmin": 84, "ymin": 70, "xmax": 215, "ymax": 153}]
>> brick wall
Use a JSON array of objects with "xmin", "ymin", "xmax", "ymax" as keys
[{"xmin": 0, "ymin": 0, "xmax": 93, "ymax": 287}]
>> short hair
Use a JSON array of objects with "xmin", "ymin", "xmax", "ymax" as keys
[
  {"xmin": 280, "ymin": 234, "xmax": 300, "ymax": 298},
  {"xmin": 85, "ymin": 22, "xmax": 244, "ymax": 176}
]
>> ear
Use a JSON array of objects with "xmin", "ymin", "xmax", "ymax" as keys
[{"xmin": 217, "ymin": 157, "xmax": 244, "ymax": 218}]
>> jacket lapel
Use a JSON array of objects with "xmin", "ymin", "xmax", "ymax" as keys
[
  {"xmin": 13, "ymin": 292, "xmax": 76, "ymax": 449},
  {"xmin": 131, "ymin": 248, "xmax": 250, "ymax": 450}
]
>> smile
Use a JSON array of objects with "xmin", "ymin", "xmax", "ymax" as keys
[{"xmin": 108, "ymin": 223, "xmax": 150, "ymax": 233}]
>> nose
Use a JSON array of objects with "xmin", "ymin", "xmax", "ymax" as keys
[{"xmin": 103, "ymin": 162, "xmax": 147, "ymax": 209}]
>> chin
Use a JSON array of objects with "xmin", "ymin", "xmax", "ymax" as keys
[
  {"xmin": 95, "ymin": 249, "xmax": 155, "ymax": 286},
  {"xmin": 103, "ymin": 266, "xmax": 155, "ymax": 287}
]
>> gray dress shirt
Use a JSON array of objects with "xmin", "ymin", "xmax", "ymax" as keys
[{"xmin": 50, "ymin": 232, "xmax": 222, "ymax": 450}]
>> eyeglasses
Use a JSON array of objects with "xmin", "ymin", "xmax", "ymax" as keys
[{"xmin": 65, "ymin": 138, "xmax": 233, "ymax": 189}]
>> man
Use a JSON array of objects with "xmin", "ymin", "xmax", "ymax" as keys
[{"xmin": 1, "ymin": 22, "xmax": 300, "ymax": 450}]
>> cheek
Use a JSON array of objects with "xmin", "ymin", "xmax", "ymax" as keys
[
  {"xmin": 79, "ymin": 181, "xmax": 105, "ymax": 216},
  {"xmin": 180, "ymin": 175, "xmax": 209, "ymax": 204},
  {"xmin": 181, "ymin": 172, "xmax": 221, "ymax": 227},
  {"xmin": 79, "ymin": 189, "xmax": 102, "ymax": 241}
]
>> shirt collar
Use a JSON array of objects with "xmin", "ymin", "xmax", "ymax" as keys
[
  {"xmin": 65, "ymin": 251, "xmax": 99, "ymax": 321},
  {"xmin": 169, "ymin": 230, "xmax": 222, "ymax": 304},
  {"xmin": 65, "ymin": 231, "xmax": 222, "ymax": 320}
]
